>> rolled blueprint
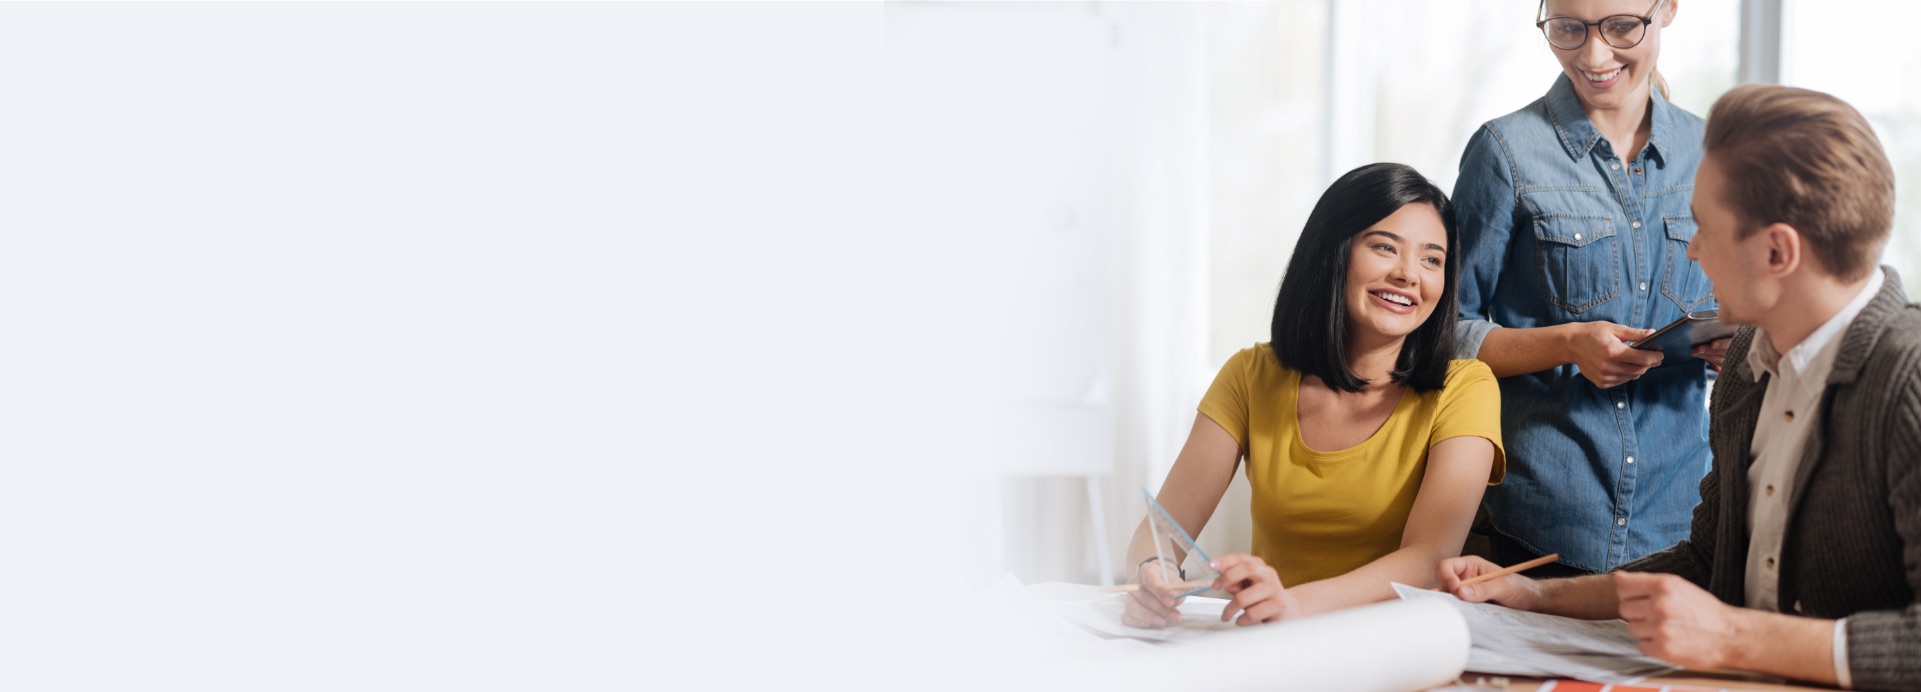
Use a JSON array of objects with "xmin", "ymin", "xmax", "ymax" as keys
[{"xmin": 1091, "ymin": 598, "xmax": 1470, "ymax": 692}]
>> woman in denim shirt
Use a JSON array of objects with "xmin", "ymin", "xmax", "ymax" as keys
[{"xmin": 1453, "ymin": 0, "xmax": 1729, "ymax": 576}]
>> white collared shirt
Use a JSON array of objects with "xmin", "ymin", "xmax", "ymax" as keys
[{"xmin": 1745, "ymin": 267, "xmax": 1883, "ymax": 689}]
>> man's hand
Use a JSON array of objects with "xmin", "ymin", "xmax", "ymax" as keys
[
  {"xmin": 1692, "ymin": 336, "xmax": 1733, "ymax": 372},
  {"xmin": 1437, "ymin": 555, "xmax": 1543, "ymax": 611},
  {"xmin": 1614, "ymin": 571, "xmax": 1743, "ymax": 669}
]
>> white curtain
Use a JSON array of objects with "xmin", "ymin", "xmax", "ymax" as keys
[{"xmin": 886, "ymin": 3, "xmax": 1338, "ymax": 586}]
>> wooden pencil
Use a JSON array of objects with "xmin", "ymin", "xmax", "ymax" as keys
[{"xmin": 1435, "ymin": 552, "xmax": 1561, "ymax": 592}]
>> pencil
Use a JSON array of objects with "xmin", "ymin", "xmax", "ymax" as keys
[
  {"xmin": 1101, "ymin": 579, "xmax": 1216, "ymax": 593},
  {"xmin": 1434, "ymin": 553, "xmax": 1560, "ymax": 592}
]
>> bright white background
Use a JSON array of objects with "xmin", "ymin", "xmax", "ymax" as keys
[
  {"xmin": 2, "ymin": 2, "xmax": 1915, "ymax": 690},
  {"xmin": 0, "ymin": 3, "xmax": 920, "ymax": 690}
]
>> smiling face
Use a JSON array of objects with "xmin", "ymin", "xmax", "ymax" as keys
[
  {"xmin": 1344, "ymin": 202, "xmax": 1448, "ymax": 345},
  {"xmin": 1542, "ymin": 0, "xmax": 1674, "ymax": 112}
]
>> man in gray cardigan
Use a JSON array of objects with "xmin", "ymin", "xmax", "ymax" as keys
[{"xmin": 1438, "ymin": 84, "xmax": 1921, "ymax": 690}]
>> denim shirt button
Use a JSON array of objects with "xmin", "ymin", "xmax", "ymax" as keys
[
  {"xmin": 1616, "ymin": 401, "xmax": 1626, "ymax": 410},
  {"xmin": 1617, "ymin": 517, "xmax": 1627, "ymax": 526},
  {"xmin": 1610, "ymin": 162, "xmax": 1621, "ymax": 170},
  {"xmin": 1631, "ymin": 221, "xmax": 1642, "ymax": 229},
  {"xmin": 1626, "ymin": 456, "xmax": 1636, "ymax": 464}
]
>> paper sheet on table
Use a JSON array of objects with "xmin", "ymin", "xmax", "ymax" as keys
[
  {"xmin": 974, "ymin": 577, "xmax": 1162, "ymax": 663},
  {"xmin": 1393, "ymin": 582, "xmax": 1681, "ymax": 683},
  {"xmin": 1092, "ymin": 595, "xmax": 1472, "ymax": 692},
  {"xmin": 1011, "ymin": 582, "xmax": 1467, "ymax": 691},
  {"xmin": 1025, "ymin": 581, "xmax": 1237, "ymax": 642}
]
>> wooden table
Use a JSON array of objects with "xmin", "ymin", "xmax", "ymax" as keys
[{"xmin": 1464, "ymin": 671, "xmax": 1838, "ymax": 691}]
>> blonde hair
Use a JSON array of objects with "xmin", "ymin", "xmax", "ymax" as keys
[
  {"xmin": 1649, "ymin": 0, "xmax": 1670, "ymax": 98},
  {"xmin": 1704, "ymin": 84, "xmax": 1895, "ymax": 280}
]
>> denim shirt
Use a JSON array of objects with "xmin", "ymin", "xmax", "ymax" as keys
[{"xmin": 1453, "ymin": 75, "xmax": 1713, "ymax": 572}]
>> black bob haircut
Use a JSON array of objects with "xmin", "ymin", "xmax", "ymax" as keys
[{"xmin": 1269, "ymin": 162, "xmax": 1459, "ymax": 394}]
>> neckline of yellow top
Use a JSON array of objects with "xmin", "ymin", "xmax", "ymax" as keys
[{"xmin": 1288, "ymin": 369, "xmax": 1414, "ymax": 459}]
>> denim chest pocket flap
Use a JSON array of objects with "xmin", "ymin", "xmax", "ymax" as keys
[
  {"xmin": 1534, "ymin": 214, "xmax": 1615, "ymax": 247},
  {"xmin": 1664, "ymin": 216, "xmax": 1698, "ymax": 243},
  {"xmin": 1531, "ymin": 213, "xmax": 1621, "ymax": 313},
  {"xmin": 1661, "ymin": 216, "xmax": 1716, "ymax": 311}
]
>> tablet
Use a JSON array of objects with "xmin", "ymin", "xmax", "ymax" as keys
[{"xmin": 1631, "ymin": 309, "xmax": 1739, "ymax": 360}]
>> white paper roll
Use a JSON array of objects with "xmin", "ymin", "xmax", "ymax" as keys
[{"xmin": 1089, "ymin": 598, "xmax": 1470, "ymax": 692}]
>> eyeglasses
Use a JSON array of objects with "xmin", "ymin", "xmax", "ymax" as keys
[{"xmin": 1536, "ymin": 0, "xmax": 1666, "ymax": 51}]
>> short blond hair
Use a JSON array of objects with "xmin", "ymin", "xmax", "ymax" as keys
[{"xmin": 1703, "ymin": 84, "xmax": 1895, "ymax": 280}]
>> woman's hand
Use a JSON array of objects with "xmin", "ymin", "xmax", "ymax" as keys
[
  {"xmin": 1211, "ymin": 552, "xmax": 1299, "ymax": 626},
  {"xmin": 1437, "ymin": 555, "xmax": 1542, "ymax": 610},
  {"xmin": 1120, "ymin": 559, "xmax": 1187, "ymax": 628},
  {"xmin": 1564, "ymin": 321, "xmax": 1664, "ymax": 388},
  {"xmin": 1691, "ymin": 336, "xmax": 1733, "ymax": 371}
]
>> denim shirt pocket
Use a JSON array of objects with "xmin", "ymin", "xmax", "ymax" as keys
[
  {"xmin": 1661, "ymin": 217, "xmax": 1716, "ymax": 312},
  {"xmin": 1530, "ymin": 212, "xmax": 1621, "ymax": 314}
]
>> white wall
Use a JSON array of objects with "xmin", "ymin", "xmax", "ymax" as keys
[{"xmin": 0, "ymin": 4, "xmax": 903, "ymax": 689}]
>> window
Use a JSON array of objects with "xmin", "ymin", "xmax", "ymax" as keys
[
  {"xmin": 1333, "ymin": 0, "xmax": 1737, "ymax": 194},
  {"xmin": 1783, "ymin": 0, "xmax": 1921, "ymax": 296}
]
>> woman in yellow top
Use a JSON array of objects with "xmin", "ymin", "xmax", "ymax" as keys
[{"xmin": 1123, "ymin": 163, "xmax": 1506, "ymax": 628}]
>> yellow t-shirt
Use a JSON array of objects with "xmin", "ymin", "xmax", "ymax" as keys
[{"xmin": 1197, "ymin": 344, "xmax": 1505, "ymax": 587}]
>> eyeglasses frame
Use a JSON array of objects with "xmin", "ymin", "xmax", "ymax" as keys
[{"xmin": 1535, "ymin": 0, "xmax": 1669, "ymax": 51}]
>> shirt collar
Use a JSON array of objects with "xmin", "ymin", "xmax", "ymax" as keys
[
  {"xmin": 1747, "ymin": 268, "xmax": 1887, "ymax": 384},
  {"xmin": 1542, "ymin": 73, "xmax": 1673, "ymax": 165}
]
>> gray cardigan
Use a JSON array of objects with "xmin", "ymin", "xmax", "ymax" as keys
[{"xmin": 1623, "ymin": 268, "xmax": 1921, "ymax": 691}]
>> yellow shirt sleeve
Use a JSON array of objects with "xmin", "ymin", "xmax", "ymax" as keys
[
  {"xmin": 1197, "ymin": 347, "xmax": 1256, "ymax": 451},
  {"xmin": 1432, "ymin": 360, "xmax": 1506, "ymax": 484}
]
